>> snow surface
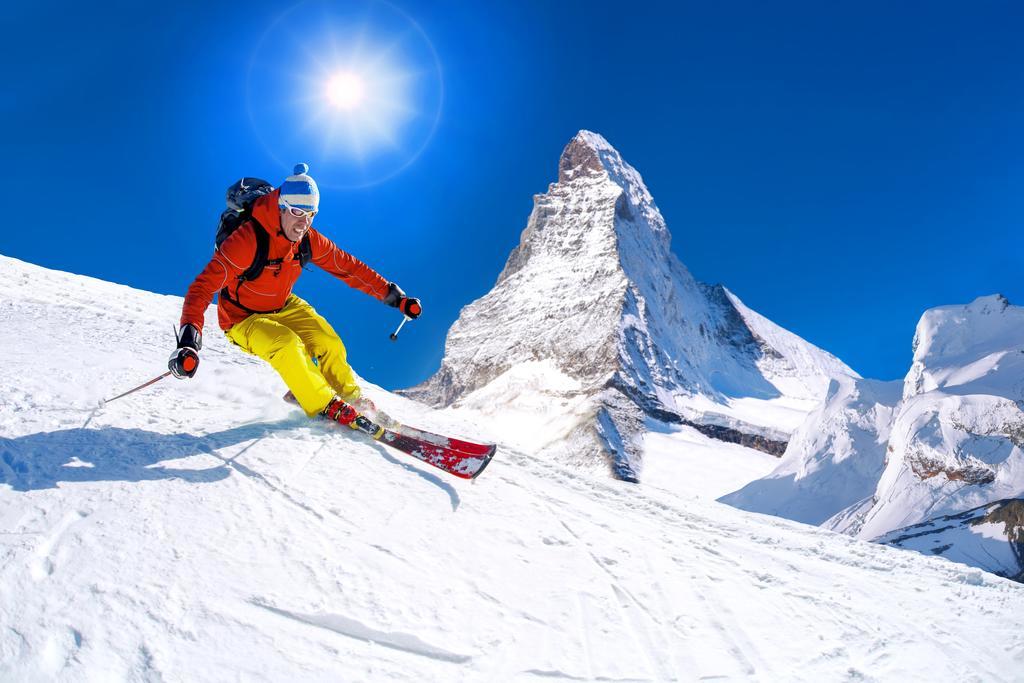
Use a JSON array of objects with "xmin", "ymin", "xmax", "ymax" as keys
[
  {"xmin": 641, "ymin": 424, "xmax": 780, "ymax": 500},
  {"xmin": 2, "ymin": 254, "xmax": 1024, "ymax": 681}
]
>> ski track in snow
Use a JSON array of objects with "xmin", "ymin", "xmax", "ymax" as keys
[
  {"xmin": 2, "ymin": 255, "xmax": 1024, "ymax": 681},
  {"xmin": 250, "ymin": 597, "xmax": 473, "ymax": 664}
]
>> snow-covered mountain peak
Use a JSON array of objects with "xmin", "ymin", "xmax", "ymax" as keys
[
  {"xmin": 559, "ymin": 130, "xmax": 655, "ymax": 204},
  {"xmin": 912, "ymin": 294, "xmax": 1016, "ymax": 363},
  {"xmin": 906, "ymin": 294, "xmax": 1024, "ymax": 399},
  {"xmin": 408, "ymin": 132, "xmax": 855, "ymax": 479},
  {"xmin": 556, "ymin": 130, "xmax": 666, "ymax": 254}
]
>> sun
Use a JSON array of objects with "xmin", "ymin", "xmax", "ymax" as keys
[
  {"xmin": 245, "ymin": 0, "xmax": 444, "ymax": 186},
  {"xmin": 326, "ymin": 72, "xmax": 366, "ymax": 110}
]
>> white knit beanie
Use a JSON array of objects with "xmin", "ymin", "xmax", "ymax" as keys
[{"xmin": 279, "ymin": 163, "xmax": 320, "ymax": 211}]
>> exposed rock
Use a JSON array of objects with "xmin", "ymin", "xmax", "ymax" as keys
[
  {"xmin": 558, "ymin": 134, "xmax": 607, "ymax": 182},
  {"xmin": 983, "ymin": 499, "xmax": 1024, "ymax": 546},
  {"xmin": 906, "ymin": 452, "xmax": 996, "ymax": 485}
]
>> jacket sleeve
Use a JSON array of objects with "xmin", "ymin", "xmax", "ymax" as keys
[
  {"xmin": 180, "ymin": 228, "xmax": 257, "ymax": 331},
  {"xmin": 307, "ymin": 229, "xmax": 391, "ymax": 301}
]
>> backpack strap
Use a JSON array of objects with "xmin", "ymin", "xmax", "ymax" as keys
[
  {"xmin": 298, "ymin": 233, "xmax": 312, "ymax": 267},
  {"xmin": 219, "ymin": 219, "xmax": 281, "ymax": 315},
  {"xmin": 261, "ymin": 233, "xmax": 308, "ymax": 269},
  {"xmin": 258, "ymin": 232, "xmax": 311, "ymax": 269},
  {"xmin": 219, "ymin": 291, "xmax": 285, "ymax": 316},
  {"xmin": 238, "ymin": 218, "xmax": 270, "ymax": 283}
]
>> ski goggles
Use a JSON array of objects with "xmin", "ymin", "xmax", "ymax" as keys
[{"xmin": 281, "ymin": 201, "xmax": 317, "ymax": 220}]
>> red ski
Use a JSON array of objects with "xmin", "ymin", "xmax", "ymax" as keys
[
  {"xmin": 382, "ymin": 423, "xmax": 494, "ymax": 457},
  {"xmin": 288, "ymin": 390, "xmax": 495, "ymax": 465},
  {"xmin": 349, "ymin": 415, "xmax": 497, "ymax": 480}
]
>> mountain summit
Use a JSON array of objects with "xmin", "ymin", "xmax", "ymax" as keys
[{"xmin": 406, "ymin": 131, "xmax": 854, "ymax": 479}]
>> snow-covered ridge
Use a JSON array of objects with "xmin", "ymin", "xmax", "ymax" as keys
[
  {"xmin": 406, "ymin": 130, "xmax": 855, "ymax": 480},
  {"xmin": 722, "ymin": 294, "xmax": 1024, "ymax": 581},
  {"xmin": 904, "ymin": 294, "xmax": 1024, "ymax": 399},
  {"xmin": 3, "ymin": 253, "xmax": 1024, "ymax": 680}
]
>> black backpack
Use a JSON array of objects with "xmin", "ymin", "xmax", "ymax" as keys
[{"xmin": 215, "ymin": 177, "xmax": 312, "ymax": 282}]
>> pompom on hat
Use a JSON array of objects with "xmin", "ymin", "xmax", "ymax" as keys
[{"xmin": 279, "ymin": 163, "xmax": 320, "ymax": 211}]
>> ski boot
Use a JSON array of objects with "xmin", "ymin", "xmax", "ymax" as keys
[
  {"xmin": 322, "ymin": 396, "xmax": 359, "ymax": 426},
  {"xmin": 321, "ymin": 396, "xmax": 385, "ymax": 438}
]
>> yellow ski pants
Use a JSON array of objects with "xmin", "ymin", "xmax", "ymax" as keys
[{"xmin": 225, "ymin": 295, "xmax": 360, "ymax": 416}]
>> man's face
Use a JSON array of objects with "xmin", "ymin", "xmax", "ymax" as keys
[{"xmin": 280, "ymin": 206, "xmax": 314, "ymax": 242}]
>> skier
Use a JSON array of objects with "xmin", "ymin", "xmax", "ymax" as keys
[{"xmin": 168, "ymin": 163, "xmax": 421, "ymax": 427}]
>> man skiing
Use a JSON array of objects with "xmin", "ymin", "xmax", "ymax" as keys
[{"xmin": 168, "ymin": 163, "xmax": 421, "ymax": 427}]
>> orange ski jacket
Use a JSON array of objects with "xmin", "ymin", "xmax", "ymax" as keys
[{"xmin": 180, "ymin": 189, "xmax": 391, "ymax": 332}]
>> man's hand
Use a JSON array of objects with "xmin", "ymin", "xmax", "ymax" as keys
[
  {"xmin": 169, "ymin": 324, "xmax": 202, "ymax": 379},
  {"xmin": 383, "ymin": 282, "xmax": 422, "ymax": 319}
]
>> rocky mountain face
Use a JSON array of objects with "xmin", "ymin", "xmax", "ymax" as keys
[
  {"xmin": 405, "ymin": 131, "xmax": 854, "ymax": 480},
  {"xmin": 723, "ymin": 295, "xmax": 1024, "ymax": 580}
]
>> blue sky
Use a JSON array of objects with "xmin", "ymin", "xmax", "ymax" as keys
[{"xmin": 2, "ymin": 1, "xmax": 1022, "ymax": 391}]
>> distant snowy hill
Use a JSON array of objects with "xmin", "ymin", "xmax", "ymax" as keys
[
  {"xmin": 720, "ymin": 374, "xmax": 902, "ymax": 526},
  {"xmin": 3, "ymin": 254, "xmax": 1023, "ymax": 680},
  {"xmin": 405, "ymin": 131, "xmax": 855, "ymax": 480},
  {"xmin": 723, "ymin": 295, "xmax": 1024, "ymax": 581}
]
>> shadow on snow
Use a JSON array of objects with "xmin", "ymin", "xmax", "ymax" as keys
[
  {"xmin": 0, "ymin": 418, "xmax": 462, "ymax": 509},
  {"xmin": 0, "ymin": 419, "xmax": 306, "ymax": 491}
]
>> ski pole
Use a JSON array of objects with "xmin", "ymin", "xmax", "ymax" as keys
[
  {"xmin": 390, "ymin": 315, "xmax": 412, "ymax": 342},
  {"xmin": 102, "ymin": 371, "xmax": 172, "ymax": 405}
]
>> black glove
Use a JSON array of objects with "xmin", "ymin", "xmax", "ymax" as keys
[
  {"xmin": 169, "ymin": 324, "xmax": 202, "ymax": 379},
  {"xmin": 383, "ymin": 282, "xmax": 422, "ymax": 319}
]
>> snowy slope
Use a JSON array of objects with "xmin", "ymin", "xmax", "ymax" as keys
[
  {"xmin": 877, "ymin": 499, "xmax": 1024, "ymax": 582},
  {"xmin": 406, "ymin": 131, "xmax": 855, "ymax": 480},
  {"xmin": 2, "ymin": 254, "xmax": 1024, "ymax": 681}
]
